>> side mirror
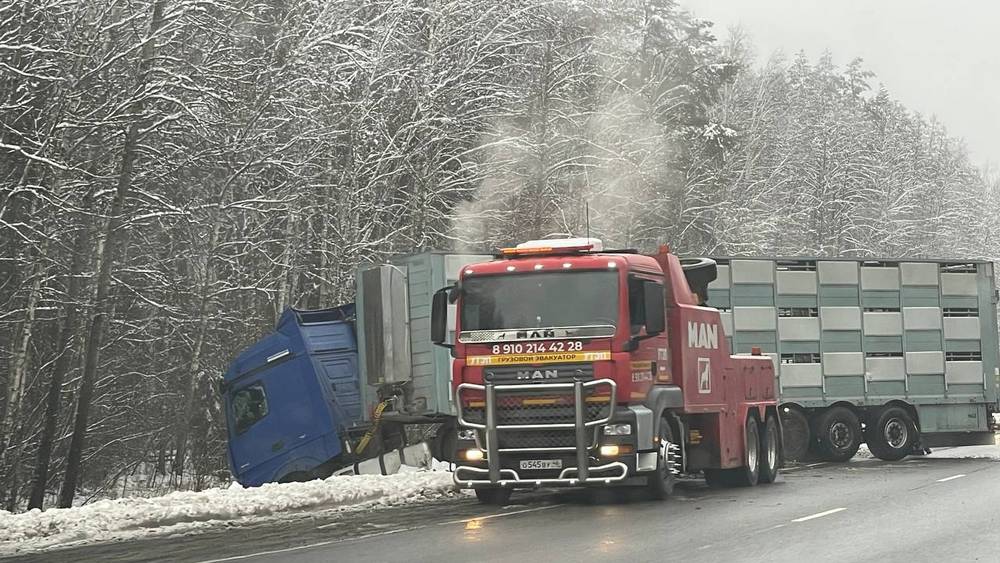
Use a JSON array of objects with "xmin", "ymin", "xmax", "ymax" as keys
[
  {"xmin": 431, "ymin": 286, "xmax": 451, "ymax": 346},
  {"xmin": 643, "ymin": 281, "xmax": 665, "ymax": 335}
]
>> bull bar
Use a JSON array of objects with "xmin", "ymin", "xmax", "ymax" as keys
[{"xmin": 454, "ymin": 378, "xmax": 628, "ymax": 487}]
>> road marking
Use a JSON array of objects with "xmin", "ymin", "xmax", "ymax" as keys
[
  {"xmin": 791, "ymin": 507, "xmax": 847, "ymax": 523},
  {"xmin": 195, "ymin": 541, "xmax": 336, "ymax": 563},
  {"xmin": 936, "ymin": 474, "xmax": 966, "ymax": 482},
  {"xmin": 438, "ymin": 503, "xmax": 562, "ymax": 526}
]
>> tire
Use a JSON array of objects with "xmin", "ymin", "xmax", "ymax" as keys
[
  {"xmin": 433, "ymin": 421, "xmax": 458, "ymax": 463},
  {"xmin": 732, "ymin": 415, "xmax": 761, "ymax": 486},
  {"xmin": 866, "ymin": 407, "xmax": 917, "ymax": 462},
  {"xmin": 780, "ymin": 408, "xmax": 812, "ymax": 462},
  {"xmin": 703, "ymin": 415, "xmax": 761, "ymax": 487},
  {"xmin": 646, "ymin": 414, "xmax": 678, "ymax": 499},
  {"xmin": 814, "ymin": 407, "xmax": 862, "ymax": 462},
  {"xmin": 474, "ymin": 487, "xmax": 512, "ymax": 506},
  {"xmin": 759, "ymin": 414, "xmax": 781, "ymax": 484}
]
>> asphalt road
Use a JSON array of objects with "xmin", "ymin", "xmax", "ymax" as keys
[{"xmin": 9, "ymin": 451, "xmax": 1000, "ymax": 563}]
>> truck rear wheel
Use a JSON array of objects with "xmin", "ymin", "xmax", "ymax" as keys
[
  {"xmin": 759, "ymin": 414, "xmax": 781, "ymax": 484},
  {"xmin": 866, "ymin": 407, "xmax": 917, "ymax": 461},
  {"xmin": 703, "ymin": 415, "xmax": 761, "ymax": 487},
  {"xmin": 815, "ymin": 407, "xmax": 861, "ymax": 462},
  {"xmin": 645, "ymin": 414, "xmax": 678, "ymax": 499},
  {"xmin": 780, "ymin": 407, "xmax": 811, "ymax": 462},
  {"xmin": 474, "ymin": 487, "xmax": 512, "ymax": 505},
  {"xmin": 733, "ymin": 415, "xmax": 761, "ymax": 486}
]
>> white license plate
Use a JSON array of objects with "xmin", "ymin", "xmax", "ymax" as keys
[{"xmin": 519, "ymin": 459, "xmax": 562, "ymax": 470}]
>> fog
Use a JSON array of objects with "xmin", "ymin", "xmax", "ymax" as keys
[{"xmin": 681, "ymin": 0, "xmax": 1000, "ymax": 168}]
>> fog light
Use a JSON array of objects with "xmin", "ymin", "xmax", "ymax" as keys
[
  {"xmin": 462, "ymin": 449, "xmax": 484, "ymax": 461},
  {"xmin": 599, "ymin": 445, "xmax": 620, "ymax": 457},
  {"xmin": 603, "ymin": 424, "xmax": 632, "ymax": 436},
  {"xmin": 457, "ymin": 429, "xmax": 476, "ymax": 441}
]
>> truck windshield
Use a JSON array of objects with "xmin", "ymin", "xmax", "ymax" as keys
[{"xmin": 460, "ymin": 270, "xmax": 619, "ymax": 331}]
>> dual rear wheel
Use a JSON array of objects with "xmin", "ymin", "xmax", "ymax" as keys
[{"xmin": 704, "ymin": 413, "xmax": 780, "ymax": 487}]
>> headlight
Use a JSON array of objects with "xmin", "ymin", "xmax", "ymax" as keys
[
  {"xmin": 462, "ymin": 449, "xmax": 484, "ymax": 461},
  {"xmin": 603, "ymin": 423, "xmax": 632, "ymax": 436},
  {"xmin": 457, "ymin": 429, "xmax": 476, "ymax": 441}
]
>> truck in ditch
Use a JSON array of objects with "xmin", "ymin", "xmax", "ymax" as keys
[
  {"xmin": 704, "ymin": 258, "xmax": 1000, "ymax": 462},
  {"xmin": 432, "ymin": 239, "xmax": 783, "ymax": 504},
  {"xmin": 221, "ymin": 253, "xmax": 491, "ymax": 485}
]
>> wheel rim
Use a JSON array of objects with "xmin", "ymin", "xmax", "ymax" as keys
[
  {"xmin": 884, "ymin": 418, "xmax": 908, "ymax": 449},
  {"xmin": 659, "ymin": 425, "xmax": 677, "ymax": 481},
  {"xmin": 766, "ymin": 424, "xmax": 778, "ymax": 470},
  {"xmin": 829, "ymin": 421, "xmax": 853, "ymax": 450},
  {"xmin": 747, "ymin": 426, "xmax": 759, "ymax": 470}
]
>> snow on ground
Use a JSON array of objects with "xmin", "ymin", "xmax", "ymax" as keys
[
  {"xmin": 853, "ymin": 441, "xmax": 1000, "ymax": 461},
  {"xmin": 0, "ymin": 466, "xmax": 457, "ymax": 556},
  {"xmin": 924, "ymin": 443, "xmax": 1000, "ymax": 460}
]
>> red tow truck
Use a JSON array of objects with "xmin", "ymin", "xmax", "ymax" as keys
[{"xmin": 431, "ymin": 239, "xmax": 782, "ymax": 504}]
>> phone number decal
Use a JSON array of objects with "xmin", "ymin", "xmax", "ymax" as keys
[{"xmin": 491, "ymin": 341, "xmax": 584, "ymax": 355}]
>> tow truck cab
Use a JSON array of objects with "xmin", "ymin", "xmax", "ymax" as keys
[{"xmin": 431, "ymin": 239, "xmax": 779, "ymax": 501}]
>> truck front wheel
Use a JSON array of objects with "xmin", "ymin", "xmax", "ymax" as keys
[{"xmin": 646, "ymin": 414, "xmax": 678, "ymax": 499}]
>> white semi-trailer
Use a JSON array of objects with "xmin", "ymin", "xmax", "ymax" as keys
[{"xmin": 705, "ymin": 257, "xmax": 999, "ymax": 462}]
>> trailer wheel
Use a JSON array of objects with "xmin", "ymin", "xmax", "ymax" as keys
[
  {"xmin": 646, "ymin": 414, "xmax": 678, "ymax": 499},
  {"xmin": 474, "ymin": 487, "xmax": 512, "ymax": 506},
  {"xmin": 780, "ymin": 408, "xmax": 811, "ymax": 462},
  {"xmin": 759, "ymin": 414, "xmax": 781, "ymax": 484},
  {"xmin": 815, "ymin": 407, "xmax": 862, "ymax": 462},
  {"xmin": 866, "ymin": 407, "xmax": 917, "ymax": 461}
]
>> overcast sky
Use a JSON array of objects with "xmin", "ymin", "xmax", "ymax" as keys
[{"xmin": 679, "ymin": 0, "xmax": 999, "ymax": 169}]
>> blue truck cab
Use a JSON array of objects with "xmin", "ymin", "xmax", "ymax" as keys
[{"xmin": 222, "ymin": 305, "xmax": 364, "ymax": 486}]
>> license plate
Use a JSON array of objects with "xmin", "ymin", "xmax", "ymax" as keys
[{"xmin": 519, "ymin": 459, "xmax": 562, "ymax": 470}]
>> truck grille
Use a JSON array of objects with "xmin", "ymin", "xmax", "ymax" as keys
[
  {"xmin": 462, "ymin": 401, "xmax": 611, "ymax": 426},
  {"xmin": 496, "ymin": 429, "xmax": 597, "ymax": 450}
]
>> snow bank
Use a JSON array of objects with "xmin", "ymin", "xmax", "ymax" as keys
[{"xmin": 0, "ymin": 468, "xmax": 457, "ymax": 555}]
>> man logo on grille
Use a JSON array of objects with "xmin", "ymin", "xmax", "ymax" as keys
[{"xmin": 517, "ymin": 369, "xmax": 559, "ymax": 380}]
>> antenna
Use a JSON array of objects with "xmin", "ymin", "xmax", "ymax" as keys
[{"xmin": 585, "ymin": 201, "xmax": 591, "ymax": 241}]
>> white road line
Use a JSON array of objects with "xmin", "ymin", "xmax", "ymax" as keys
[
  {"xmin": 791, "ymin": 507, "xmax": 847, "ymax": 523},
  {"xmin": 936, "ymin": 474, "xmax": 966, "ymax": 482},
  {"xmin": 195, "ymin": 541, "xmax": 336, "ymax": 563},
  {"xmin": 438, "ymin": 503, "xmax": 562, "ymax": 526}
]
